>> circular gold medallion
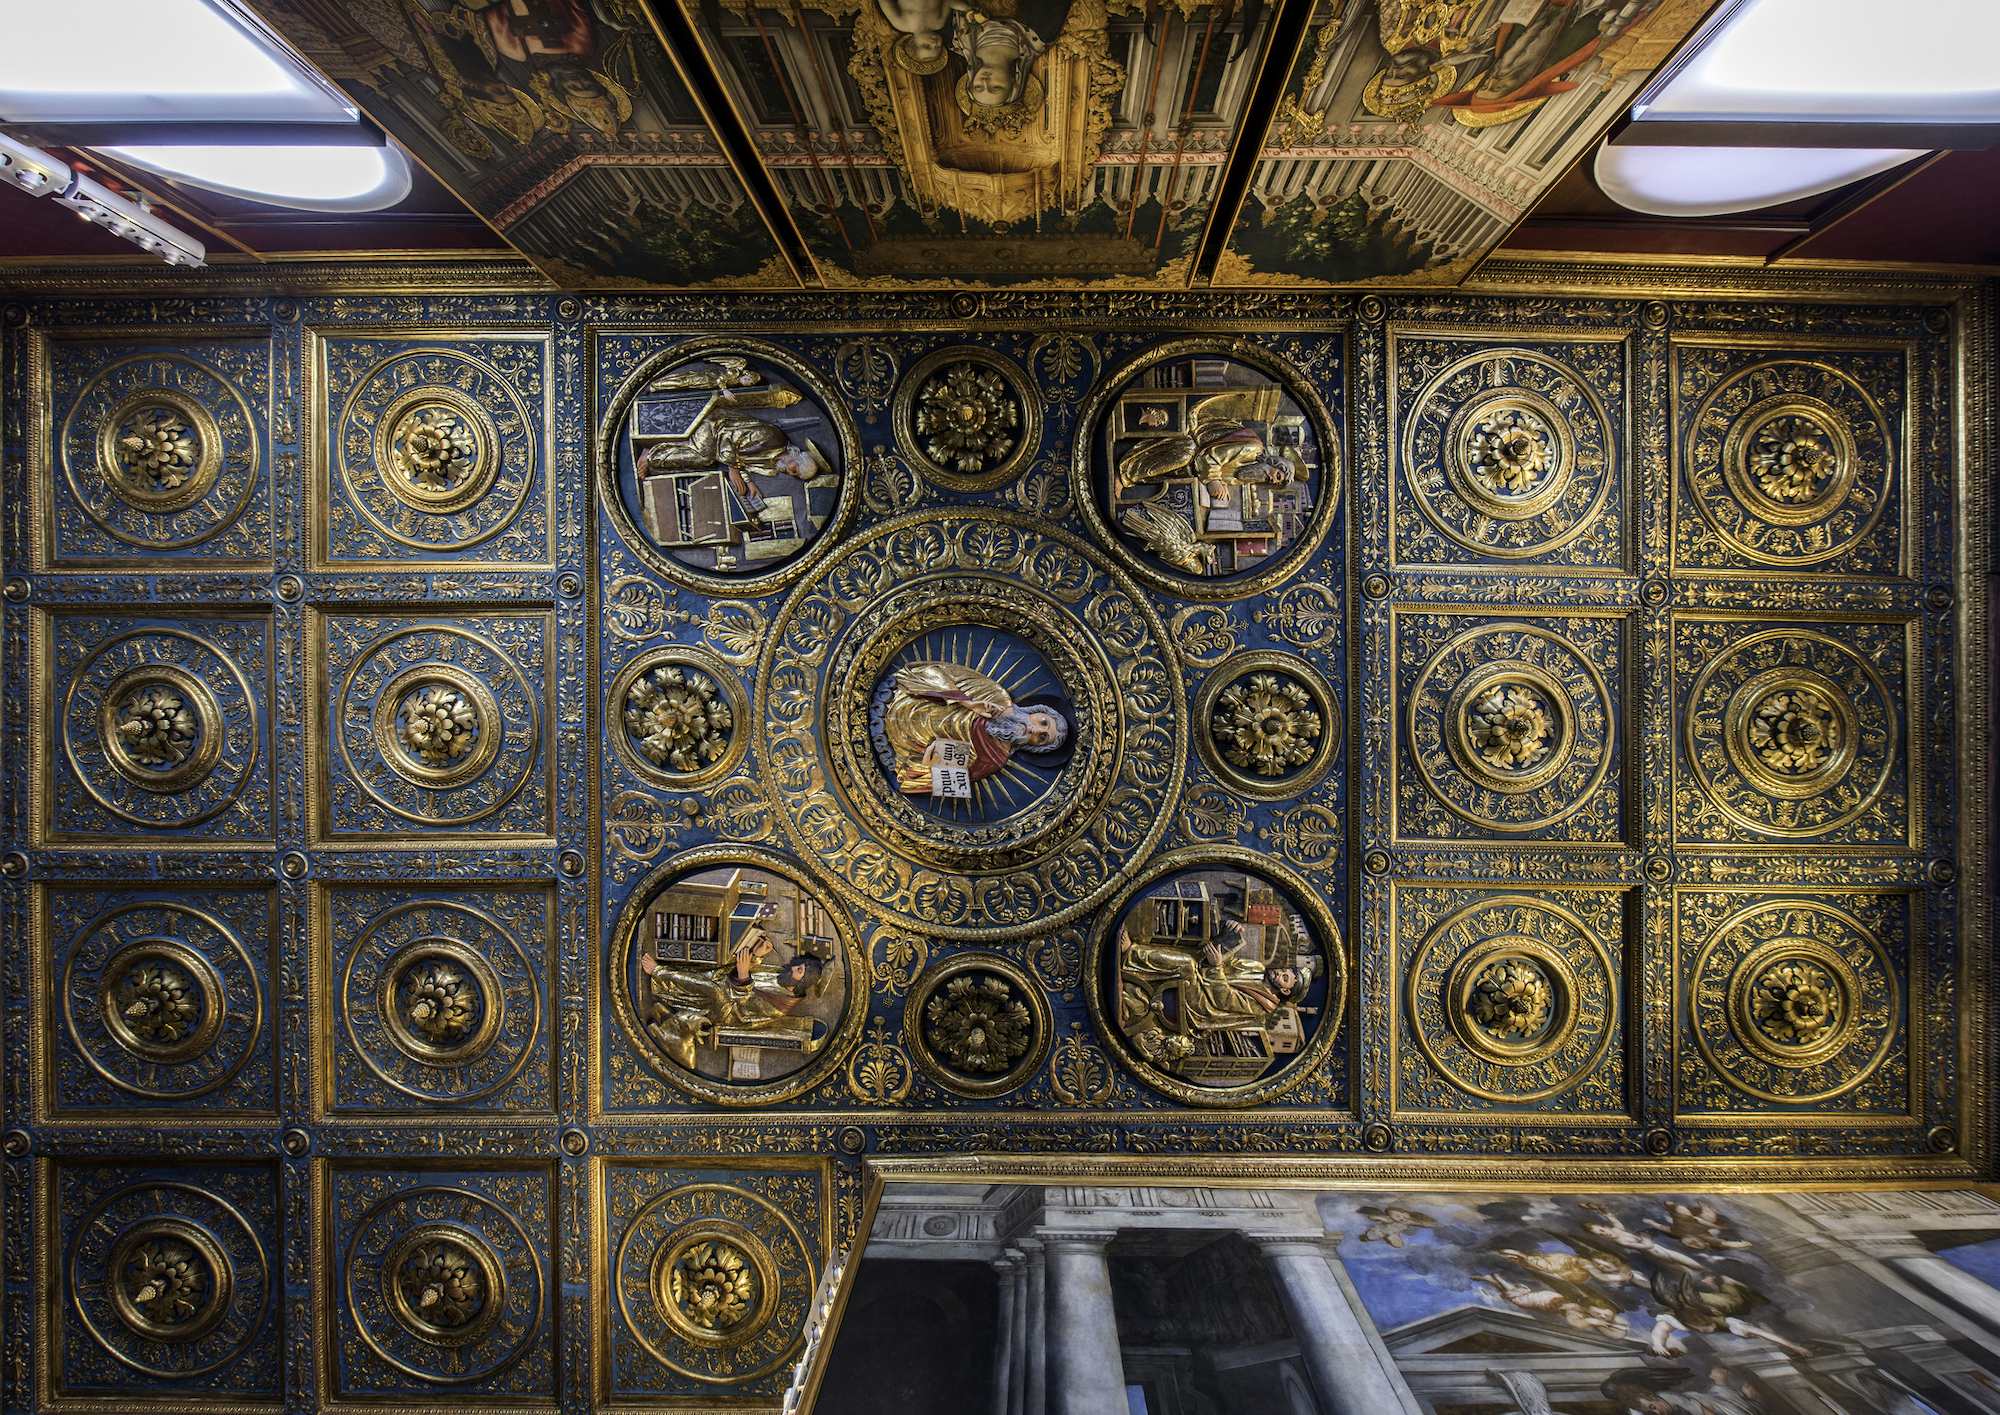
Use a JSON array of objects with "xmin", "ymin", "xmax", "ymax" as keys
[
  {"xmin": 652, "ymin": 1222, "xmax": 779, "ymax": 1348},
  {"xmin": 608, "ymin": 646, "xmax": 746, "ymax": 789},
  {"xmin": 1446, "ymin": 661, "xmax": 1574, "ymax": 795},
  {"xmin": 108, "ymin": 1218, "xmax": 233, "ymax": 1342},
  {"xmin": 1446, "ymin": 389, "xmax": 1572, "ymax": 521},
  {"xmin": 97, "ymin": 665, "xmax": 224, "ymax": 793},
  {"xmin": 98, "ymin": 390, "xmax": 223, "ymax": 514},
  {"xmin": 1722, "ymin": 667, "xmax": 1858, "ymax": 800},
  {"xmin": 1195, "ymin": 652, "xmax": 1340, "ymax": 800},
  {"xmin": 905, "ymin": 953, "xmax": 1051, "ymax": 1097},
  {"xmin": 1722, "ymin": 396, "xmax": 1857, "ymax": 526},
  {"xmin": 378, "ymin": 939, "xmax": 505, "ymax": 1067},
  {"xmin": 383, "ymin": 1223, "xmax": 505, "ymax": 1346},
  {"xmin": 1446, "ymin": 936, "xmax": 1575, "ymax": 1066},
  {"xmin": 375, "ymin": 387, "xmax": 502, "ymax": 515},
  {"xmin": 893, "ymin": 346, "xmax": 1040, "ymax": 490},
  {"xmin": 1727, "ymin": 938, "xmax": 1859, "ymax": 1070},
  {"xmin": 98, "ymin": 939, "xmax": 226, "ymax": 1065},
  {"xmin": 372, "ymin": 664, "xmax": 501, "ymax": 790}
]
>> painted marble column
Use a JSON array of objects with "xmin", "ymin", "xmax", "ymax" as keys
[
  {"xmin": 1020, "ymin": 1238, "xmax": 1049, "ymax": 1415},
  {"xmin": 1255, "ymin": 1237, "xmax": 1417, "ymax": 1415},
  {"xmin": 1042, "ymin": 1231, "xmax": 1129, "ymax": 1415},
  {"xmin": 991, "ymin": 1252, "xmax": 1019, "ymax": 1415},
  {"xmin": 1007, "ymin": 1246, "xmax": 1029, "ymax": 1415}
]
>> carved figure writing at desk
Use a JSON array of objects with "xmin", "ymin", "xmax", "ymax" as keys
[{"xmin": 638, "ymin": 903, "xmax": 829, "ymax": 1071}]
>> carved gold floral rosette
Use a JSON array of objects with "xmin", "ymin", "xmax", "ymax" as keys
[
  {"xmin": 1723, "ymin": 395, "xmax": 1859, "ymax": 528},
  {"xmin": 106, "ymin": 1217, "xmax": 233, "ymax": 1341},
  {"xmin": 595, "ymin": 336, "xmax": 862, "ymax": 596},
  {"xmin": 1085, "ymin": 845, "xmax": 1346, "ymax": 1108},
  {"xmin": 651, "ymin": 1222, "xmax": 780, "ymax": 1348},
  {"xmin": 606, "ymin": 644, "xmax": 748, "ymax": 790},
  {"xmin": 904, "ymin": 952, "xmax": 1052, "ymax": 1098},
  {"xmin": 607, "ymin": 845, "xmax": 866, "ymax": 1106},
  {"xmin": 756, "ymin": 510, "xmax": 1184, "ymax": 940},
  {"xmin": 1073, "ymin": 339, "xmax": 1341, "ymax": 600},
  {"xmin": 1721, "ymin": 666, "xmax": 1859, "ymax": 801},
  {"xmin": 382, "ymin": 1223, "xmax": 506, "ymax": 1346},
  {"xmin": 97, "ymin": 664, "xmax": 224, "ymax": 793},
  {"xmin": 374, "ymin": 386, "xmax": 502, "ymax": 516},
  {"xmin": 1688, "ymin": 899, "xmax": 1901, "ymax": 1107},
  {"xmin": 377, "ymin": 939, "xmax": 505, "ymax": 1068},
  {"xmin": 372, "ymin": 663, "xmax": 502, "ymax": 791},
  {"xmin": 1194, "ymin": 650, "xmax": 1340, "ymax": 799},
  {"xmin": 97, "ymin": 388, "xmax": 225, "ymax": 515},
  {"xmin": 97, "ymin": 938, "xmax": 225, "ymax": 1065},
  {"xmin": 892, "ymin": 346, "xmax": 1041, "ymax": 490}
]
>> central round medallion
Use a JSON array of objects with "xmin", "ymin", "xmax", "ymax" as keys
[
  {"xmin": 384, "ymin": 1224, "xmax": 504, "ymax": 1346},
  {"xmin": 864, "ymin": 624, "xmax": 1076, "ymax": 828},
  {"xmin": 376, "ymin": 388, "xmax": 500, "ymax": 515},
  {"xmin": 655, "ymin": 1227, "xmax": 773, "ymax": 1345},
  {"xmin": 1449, "ymin": 390, "xmax": 1572, "ymax": 519},
  {"xmin": 98, "ymin": 665, "xmax": 224, "ymax": 793},
  {"xmin": 379, "ymin": 939, "xmax": 504, "ymax": 1067},
  {"xmin": 99, "ymin": 939, "xmax": 225, "ymax": 1064},
  {"xmin": 1446, "ymin": 661, "xmax": 1574, "ymax": 794},
  {"xmin": 759, "ymin": 511, "xmax": 1185, "ymax": 940},
  {"xmin": 99, "ymin": 390, "xmax": 224, "ymax": 514},
  {"xmin": 108, "ymin": 1218, "xmax": 232, "ymax": 1342},
  {"xmin": 372, "ymin": 665, "xmax": 501, "ymax": 790}
]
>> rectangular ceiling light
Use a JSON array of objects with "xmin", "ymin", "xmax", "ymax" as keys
[
  {"xmin": 0, "ymin": 0, "xmax": 354, "ymax": 123},
  {"xmin": 1625, "ymin": 0, "xmax": 2000, "ymax": 143}
]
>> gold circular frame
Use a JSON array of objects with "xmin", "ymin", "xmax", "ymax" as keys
[
  {"xmin": 371, "ymin": 664, "xmax": 502, "ymax": 791},
  {"xmin": 1085, "ymin": 845, "xmax": 1346, "ymax": 1108},
  {"xmin": 96, "ymin": 664, "xmax": 225, "ymax": 793},
  {"xmin": 1443, "ymin": 659, "xmax": 1576, "ymax": 796},
  {"xmin": 382, "ymin": 1223, "xmax": 507, "ymax": 1347},
  {"xmin": 96, "ymin": 388, "xmax": 223, "ymax": 514},
  {"xmin": 1193, "ymin": 651, "xmax": 1341, "ymax": 800},
  {"xmin": 1404, "ymin": 894, "xmax": 1618, "ymax": 1105},
  {"xmin": 595, "ymin": 336, "xmax": 862, "ymax": 597},
  {"xmin": 650, "ymin": 1220, "xmax": 780, "ymax": 1349},
  {"xmin": 606, "ymin": 644, "xmax": 748, "ymax": 790},
  {"xmin": 373, "ymin": 386, "xmax": 503, "ymax": 516},
  {"xmin": 1442, "ymin": 387, "xmax": 1575, "ymax": 522},
  {"xmin": 1688, "ymin": 899, "xmax": 1900, "ymax": 1105},
  {"xmin": 107, "ymin": 1217, "xmax": 233, "ymax": 1342},
  {"xmin": 1683, "ymin": 629, "xmax": 1895, "ymax": 839},
  {"xmin": 98, "ymin": 938, "xmax": 226, "ymax": 1065},
  {"xmin": 377, "ymin": 938, "xmax": 506, "ymax": 1068},
  {"xmin": 904, "ymin": 952, "xmax": 1052, "ymax": 1098},
  {"xmin": 1072, "ymin": 339, "xmax": 1342, "ymax": 601},
  {"xmin": 1721, "ymin": 393, "xmax": 1859, "ymax": 527},
  {"xmin": 1727, "ymin": 937, "xmax": 1862, "ymax": 1071},
  {"xmin": 891, "ymin": 346, "xmax": 1041, "ymax": 491},
  {"xmin": 608, "ymin": 845, "xmax": 867, "ymax": 1106},
  {"xmin": 1444, "ymin": 935, "xmax": 1577, "ymax": 1067},
  {"xmin": 1721, "ymin": 665, "xmax": 1859, "ymax": 800}
]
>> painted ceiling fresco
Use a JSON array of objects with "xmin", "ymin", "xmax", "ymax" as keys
[
  {"xmin": 240, "ymin": 0, "xmax": 795, "ymax": 286},
  {"xmin": 237, "ymin": 0, "xmax": 1719, "ymax": 287},
  {"xmin": 820, "ymin": 1182, "xmax": 2000, "ymax": 1414},
  {"xmin": 0, "ymin": 257, "xmax": 1986, "ymax": 1414}
]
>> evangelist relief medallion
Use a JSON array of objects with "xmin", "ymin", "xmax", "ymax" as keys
[
  {"xmin": 1081, "ymin": 343, "xmax": 1337, "ymax": 594},
  {"xmin": 611, "ymin": 851, "xmax": 862, "ymax": 1104},
  {"xmin": 1090, "ymin": 852, "xmax": 1345, "ymax": 1107},
  {"xmin": 604, "ymin": 341, "xmax": 857, "ymax": 590}
]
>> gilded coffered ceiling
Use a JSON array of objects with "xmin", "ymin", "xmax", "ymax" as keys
[
  {"xmin": 0, "ymin": 258, "xmax": 1989, "ymax": 1412},
  {"xmin": 229, "ymin": 0, "xmax": 1721, "ymax": 289}
]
